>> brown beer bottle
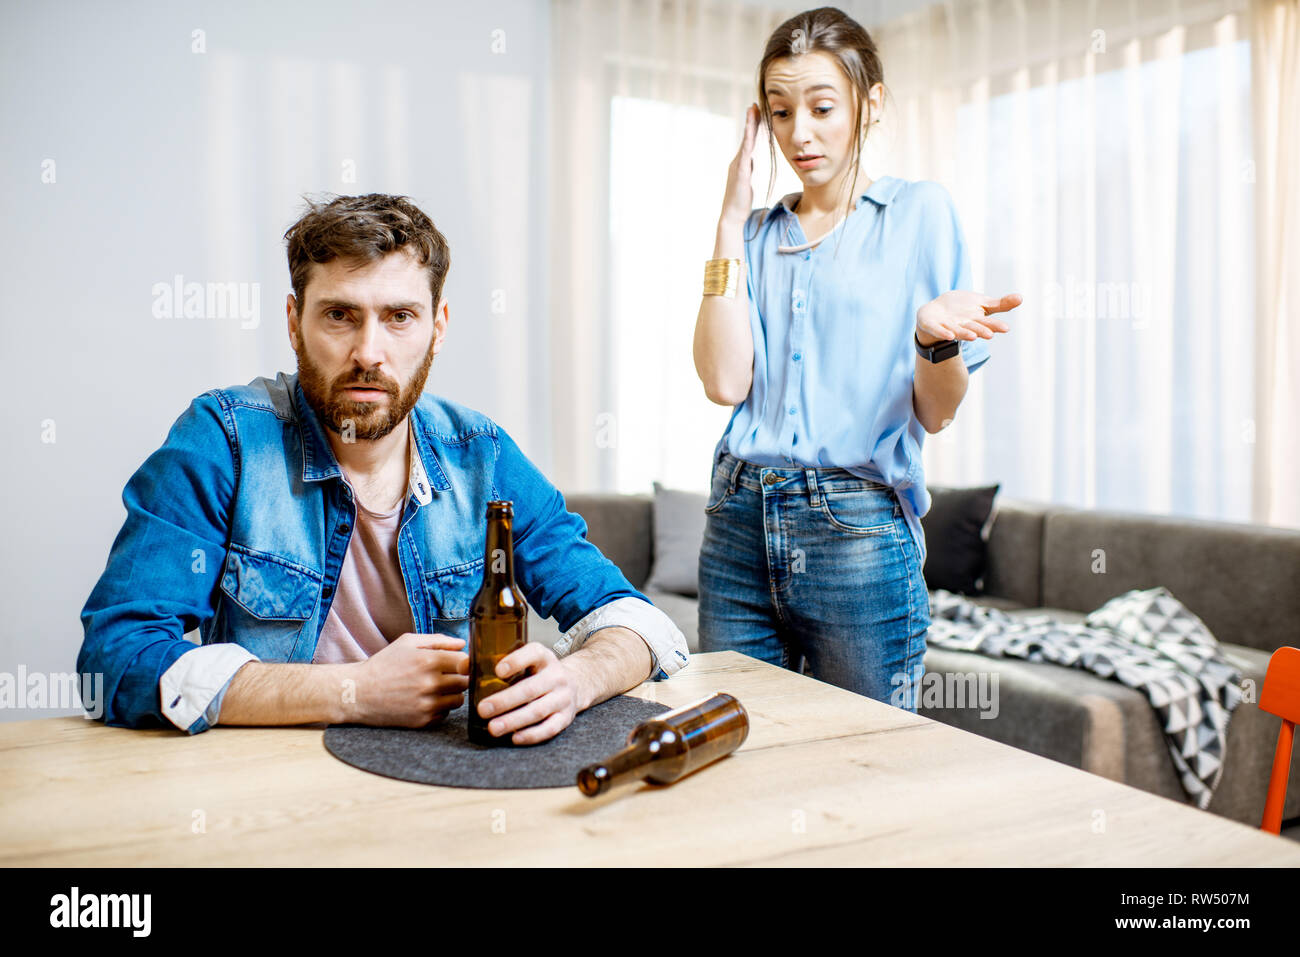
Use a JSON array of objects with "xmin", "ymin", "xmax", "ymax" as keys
[
  {"xmin": 576, "ymin": 692, "xmax": 749, "ymax": 795},
  {"xmin": 467, "ymin": 501, "xmax": 528, "ymax": 747}
]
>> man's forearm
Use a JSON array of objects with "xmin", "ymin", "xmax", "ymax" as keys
[
  {"xmin": 218, "ymin": 660, "xmax": 357, "ymax": 726},
  {"xmin": 562, "ymin": 627, "xmax": 654, "ymax": 713},
  {"xmin": 219, "ymin": 630, "xmax": 654, "ymax": 726}
]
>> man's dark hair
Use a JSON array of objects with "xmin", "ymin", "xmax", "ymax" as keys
[{"xmin": 283, "ymin": 192, "xmax": 451, "ymax": 310}]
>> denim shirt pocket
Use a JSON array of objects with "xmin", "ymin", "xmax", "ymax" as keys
[
  {"xmin": 423, "ymin": 560, "xmax": 483, "ymax": 642},
  {"xmin": 219, "ymin": 546, "xmax": 321, "ymax": 660}
]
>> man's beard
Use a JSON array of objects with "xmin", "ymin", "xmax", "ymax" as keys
[{"xmin": 294, "ymin": 333, "xmax": 436, "ymax": 441}]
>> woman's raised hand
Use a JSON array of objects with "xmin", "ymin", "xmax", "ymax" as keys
[
  {"xmin": 720, "ymin": 103, "xmax": 760, "ymax": 227},
  {"xmin": 916, "ymin": 291, "xmax": 1022, "ymax": 346}
]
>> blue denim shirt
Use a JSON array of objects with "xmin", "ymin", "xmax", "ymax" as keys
[{"xmin": 78, "ymin": 371, "xmax": 689, "ymax": 733}]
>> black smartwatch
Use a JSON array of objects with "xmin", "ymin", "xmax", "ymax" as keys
[{"xmin": 914, "ymin": 332, "xmax": 960, "ymax": 363}]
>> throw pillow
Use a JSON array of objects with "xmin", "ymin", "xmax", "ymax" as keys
[
  {"xmin": 645, "ymin": 481, "xmax": 709, "ymax": 597},
  {"xmin": 921, "ymin": 484, "xmax": 1000, "ymax": 595}
]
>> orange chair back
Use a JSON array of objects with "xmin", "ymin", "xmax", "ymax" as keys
[{"xmin": 1259, "ymin": 646, "xmax": 1300, "ymax": 833}]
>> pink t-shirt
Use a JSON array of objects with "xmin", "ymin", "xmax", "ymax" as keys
[{"xmin": 311, "ymin": 494, "xmax": 415, "ymax": 663}]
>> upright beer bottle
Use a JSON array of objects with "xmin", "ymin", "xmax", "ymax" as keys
[
  {"xmin": 468, "ymin": 501, "xmax": 528, "ymax": 746},
  {"xmin": 576, "ymin": 693, "xmax": 749, "ymax": 795}
]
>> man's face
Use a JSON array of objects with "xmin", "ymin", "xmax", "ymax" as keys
[{"xmin": 288, "ymin": 250, "xmax": 448, "ymax": 442}]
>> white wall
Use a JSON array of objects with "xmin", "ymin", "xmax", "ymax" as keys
[{"xmin": 0, "ymin": 0, "xmax": 553, "ymax": 721}]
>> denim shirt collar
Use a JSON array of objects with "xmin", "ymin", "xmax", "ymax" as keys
[{"xmin": 289, "ymin": 374, "xmax": 451, "ymax": 500}]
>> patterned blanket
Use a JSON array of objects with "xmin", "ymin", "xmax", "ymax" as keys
[{"xmin": 925, "ymin": 586, "xmax": 1245, "ymax": 810}]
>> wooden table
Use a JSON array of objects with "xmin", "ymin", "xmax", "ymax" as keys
[{"xmin": 2, "ymin": 651, "xmax": 1296, "ymax": 866}]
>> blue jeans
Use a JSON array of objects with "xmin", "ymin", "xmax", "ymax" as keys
[{"xmin": 697, "ymin": 452, "xmax": 929, "ymax": 712}]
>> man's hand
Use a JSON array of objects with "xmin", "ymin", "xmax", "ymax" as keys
[
  {"xmin": 346, "ymin": 632, "xmax": 470, "ymax": 727},
  {"xmin": 476, "ymin": 642, "xmax": 582, "ymax": 746}
]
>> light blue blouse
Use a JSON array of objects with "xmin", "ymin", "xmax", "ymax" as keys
[{"xmin": 712, "ymin": 175, "xmax": 990, "ymax": 566}]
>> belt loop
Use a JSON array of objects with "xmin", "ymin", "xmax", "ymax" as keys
[
  {"xmin": 727, "ymin": 454, "xmax": 744, "ymax": 492},
  {"xmin": 804, "ymin": 468, "xmax": 820, "ymax": 507}
]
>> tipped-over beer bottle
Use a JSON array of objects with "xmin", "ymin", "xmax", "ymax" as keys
[{"xmin": 576, "ymin": 692, "xmax": 748, "ymax": 795}]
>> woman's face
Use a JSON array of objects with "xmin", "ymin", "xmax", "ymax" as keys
[{"xmin": 763, "ymin": 50, "xmax": 880, "ymax": 191}]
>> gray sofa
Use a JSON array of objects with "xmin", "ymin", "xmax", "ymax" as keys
[{"xmin": 527, "ymin": 491, "xmax": 1300, "ymax": 828}]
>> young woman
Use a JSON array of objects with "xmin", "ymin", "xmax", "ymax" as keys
[{"xmin": 692, "ymin": 7, "xmax": 1021, "ymax": 712}]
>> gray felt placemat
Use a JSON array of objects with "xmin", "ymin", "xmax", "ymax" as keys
[{"xmin": 322, "ymin": 694, "xmax": 671, "ymax": 789}]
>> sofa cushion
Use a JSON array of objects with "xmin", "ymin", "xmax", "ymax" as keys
[
  {"xmin": 921, "ymin": 598, "xmax": 1300, "ymax": 826},
  {"xmin": 645, "ymin": 483, "xmax": 708, "ymax": 597},
  {"xmin": 921, "ymin": 484, "xmax": 999, "ymax": 595},
  {"xmin": 528, "ymin": 588, "xmax": 699, "ymax": 655},
  {"xmin": 981, "ymin": 498, "xmax": 1045, "ymax": 608},
  {"xmin": 562, "ymin": 492, "xmax": 653, "ymax": 590},
  {"xmin": 1038, "ymin": 506, "xmax": 1300, "ymax": 654}
]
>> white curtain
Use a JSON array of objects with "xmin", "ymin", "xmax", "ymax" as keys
[
  {"xmin": 548, "ymin": 0, "xmax": 806, "ymax": 493},
  {"xmin": 1249, "ymin": 0, "xmax": 1300, "ymax": 528},
  {"xmin": 550, "ymin": 0, "xmax": 1298, "ymax": 532},
  {"xmin": 872, "ymin": 0, "xmax": 1290, "ymax": 527}
]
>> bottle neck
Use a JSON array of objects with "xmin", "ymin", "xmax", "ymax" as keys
[
  {"xmin": 577, "ymin": 739, "xmax": 660, "ymax": 796},
  {"xmin": 483, "ymin": 515, "xmax": 516, "ymax": 584}
]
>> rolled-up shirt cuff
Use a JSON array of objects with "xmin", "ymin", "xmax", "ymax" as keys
[
  {"xmin": 159, "ymin": 643, "xmax": 260, "ymax": 734},
  {"xmin": 553, "ymin": 596, "xmax": 690, "ymax": 680}
]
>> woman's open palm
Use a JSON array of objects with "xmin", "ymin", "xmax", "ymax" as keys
[{"xmin": 917, "ymin": 290, "xmax": 1022, "ymax": 345}]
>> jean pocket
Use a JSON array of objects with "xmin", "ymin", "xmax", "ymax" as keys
[
  {"xmin": 818, "ymin": 490, "xmax": 898, "ymax": 535},
  {"xmin": 704, "ymin": 461, "xmax": 735, "ymax": 514}
]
